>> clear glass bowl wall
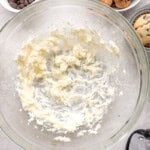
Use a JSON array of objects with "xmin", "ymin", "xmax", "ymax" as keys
[{"xmin": 0, "ymin": 0, "xmax": 149, "ymax": 150}]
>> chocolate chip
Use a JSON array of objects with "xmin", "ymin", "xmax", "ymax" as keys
[
  {"xmin": 9, "ymin": 2, "xmax": 18, "ymax": 9},
  {"xmin": 16, "ymin": 5, "xmax": 21, "ymax": 9},
  {"xmin": 16, "ymin": 1, "xmax": 20, "ymax": 5},
  {"xmin": 8, "ymin": 0, "xmax": 15, "ymax": 2},
  {"xmin": 28, "ymin": 0, "xmax": 34, "ymax": 4},
  {"xmin": 8, "ymin": 0, "xmax": 35, "ymax": 9},
  {"xmin": 24, "ymin": 0, "xmax": 29, "ymax": 6},
  {"xmin": 146, "ymin": 28, "xmax": 150, "ymax": 32},
  {"xmin": 145, "ymin": 44, "xmax": 150, "ymax": 48},
  {"xmin": 19, "ymin": 3, "xmax": 24, "ymax": 8},
  {"xmin": 20, "ymin": 0, "xmax": 25, "ymax": 4}
]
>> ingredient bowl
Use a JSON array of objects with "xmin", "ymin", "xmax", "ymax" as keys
[
  {"xmin": 113, "ymin": 0, "xmax": 140, "ymax": 12},
  {"xmin": 0, "ymin": 0, "xmax": 149, "ymax": 149},
  {"xmin": 0, "ymin": 0, "xmax": 39, "ymax": 13}
]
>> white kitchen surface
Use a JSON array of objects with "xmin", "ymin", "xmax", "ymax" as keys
[{"xmin": 0, "ymin": 1, "xmax": 150, "ymax": 149}]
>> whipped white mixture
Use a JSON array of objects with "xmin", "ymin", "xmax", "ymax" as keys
[{"xmin": 17, "ymin": 28, "xmax": 119, "ymax": 142}]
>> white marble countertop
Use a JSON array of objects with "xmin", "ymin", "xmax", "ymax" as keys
[{"xmin": 0, "ymin": 1, "xmax": 150, "ymax": 149}]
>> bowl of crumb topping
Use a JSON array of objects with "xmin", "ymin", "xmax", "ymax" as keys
[{"xmin": 0, "ymin": 0, "xmax": 149, "ymax": 150}]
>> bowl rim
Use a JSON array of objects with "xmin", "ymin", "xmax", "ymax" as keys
[{"xmin": 0, "ymin": 0, "xmax": 149, "ymax": 149}]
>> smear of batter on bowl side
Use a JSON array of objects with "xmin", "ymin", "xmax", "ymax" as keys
[{"xmin": 16, "ymin": 28, "xmax": 119, "ymax": 142}]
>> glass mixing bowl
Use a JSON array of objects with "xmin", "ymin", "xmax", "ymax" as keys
[{"xmin": 0, "ymin": 0, "xmax": 149, "ymax": 149}]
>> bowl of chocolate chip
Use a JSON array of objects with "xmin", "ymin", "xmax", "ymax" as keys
[
  {"xmin": 99, "ymin": 0, "xmax": 141, "ymax": 12},
  {"xmin": 0, "ymin": 0, "xmax": 38, "ymax": 13}
]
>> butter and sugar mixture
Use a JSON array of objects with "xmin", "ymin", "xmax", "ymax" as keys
[{"xmin": 17, "ymin": 28, "xmax": 119, "ymax": 142}]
